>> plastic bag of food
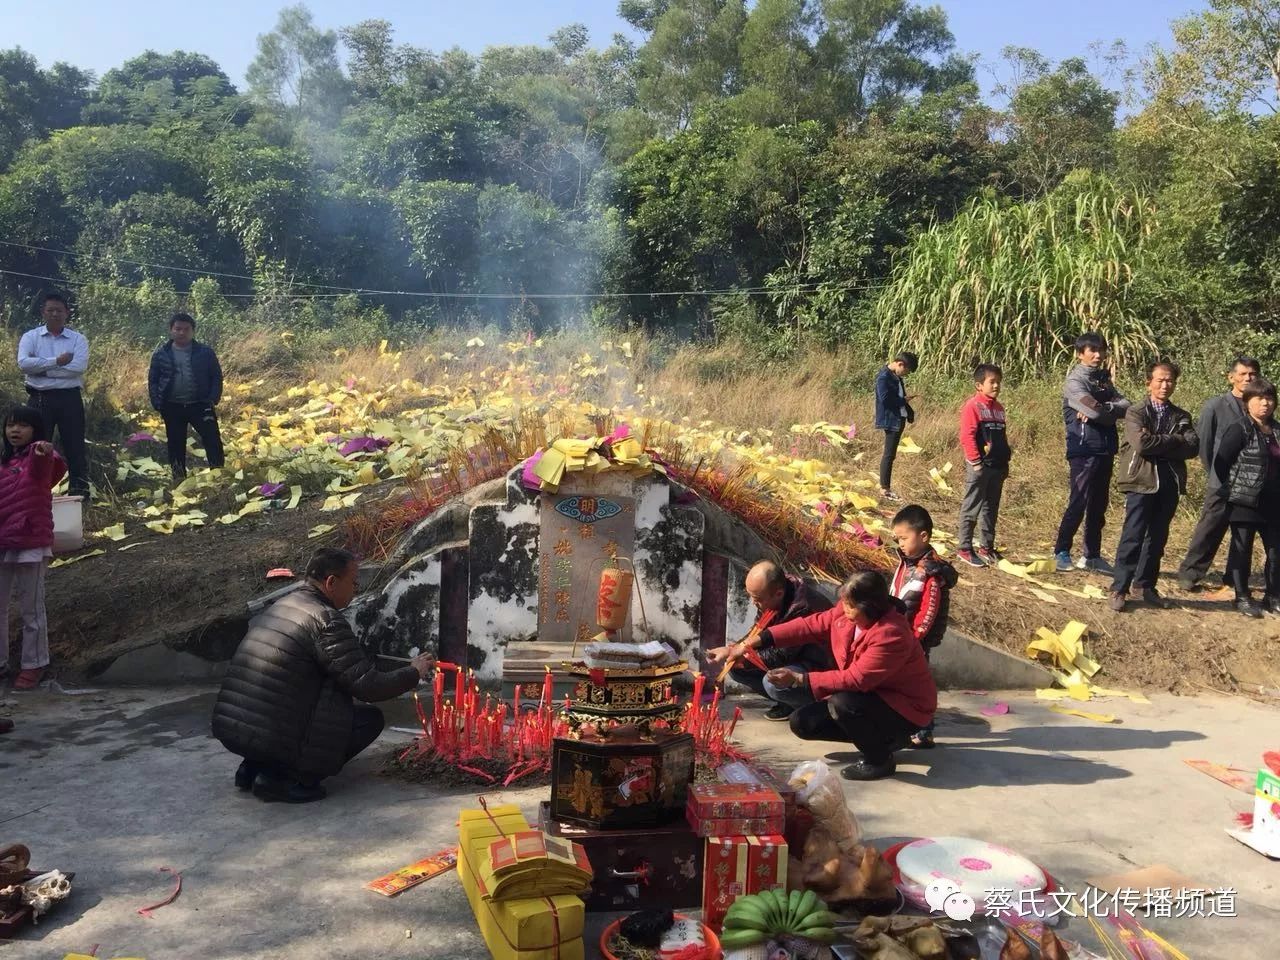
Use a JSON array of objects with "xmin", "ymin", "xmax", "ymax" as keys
[{"xmin": 787, "ymin": 760, "xmax": 860, "ymax": 853}]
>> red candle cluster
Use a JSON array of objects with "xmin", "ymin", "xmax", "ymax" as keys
[
  {"xmin": 399, "ymin": 663, "xmax": 567, "ymax": 785},
  {"xmin": 684, "ymin": 673, "xmax": 747, "ymax": 768}
]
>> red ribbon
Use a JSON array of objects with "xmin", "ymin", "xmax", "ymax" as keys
[{"xmin": 136, "ymin": 866, "xmax": 182, "ymax": 918}]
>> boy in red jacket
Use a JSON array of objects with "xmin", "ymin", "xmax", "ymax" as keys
[
  {"xmin": 890, "ymin": 505, "xmax": 957, "ymax": 749},
  {"xmin": 957, "ymin": 363, "xmax": 1012, "ymax": 567}
]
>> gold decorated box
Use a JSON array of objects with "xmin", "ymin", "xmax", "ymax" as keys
[
  {"xmin": 550, "ymin": 732, "xmax": 696, "ymax": 830},
  {"xmin": 564, "ymin": 662, "xmax": 685, "ymax": 730},
  {"xmin": 457, "ymin": 805, "xmax": 586, "ymax": 960}
]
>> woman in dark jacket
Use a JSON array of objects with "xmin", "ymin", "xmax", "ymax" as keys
[
  {"xmin": 1213, "ymin": 378, "xmax": 1280, "ymax": 618},
  {"xmin": 742, "ymin": 571, "xmax": 937, "ymax": 782},
  {"xmin": 212, "ymin": 548, "xmax": 433, "ymax": 802}
]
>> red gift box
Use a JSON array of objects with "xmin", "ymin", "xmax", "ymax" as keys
[
  {"xmin": 686, "ymin": 806, "xmax": 785, "ymax": 838},
  {"xmin": 688, "ymin": 783, "xmax": 783, "ymax": 821},
  {"xmin": 701, "ymin": 835, "xmax": 788, "ymax": 931}
]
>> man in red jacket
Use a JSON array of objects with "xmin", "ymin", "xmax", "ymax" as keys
[{"xmin": 743, "ymin": 571, "xmax": 937, "ymax": 781}]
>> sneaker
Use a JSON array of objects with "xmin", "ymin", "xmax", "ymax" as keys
[
  {"xmin": 880, "ymin": 489, "xmax": 903, "ymax": 503},
  {"xmin": 908, "ymin": 729, "xmax": 935, "ymax": 749},
  {"xmin": 1236, "ymin": 599, "xmax": 1264, "ymax": 620},
  {"xmin": 1177, "ymin": 576, "xmax": 1200, "ymax": 593},
  {"xmin": 1054, "ymin": 551, "xmax": 1074, "ymax": 573},
  {"xmin": 956, "ymin": 548, "xmax": 986, "ymax": 568},
  {"xmin": 1079, "ymin": 556, "xmax": 1115, "ymax": 575},
  {"xmin": 976, "ymin": 547, "xmax": 1003, "ymax": 565},
  {"xmin": 12, "ymin": 668, "xmax": 44, "ymax": 691},
  {"xmin": 840, "ymin": 757, "xmax": 897, "ymax": 781},
  {"xmin": 1109, "ymin": 592, "xmax": 1127, "ymax": 612},
  {"xmin": 763, "ymin": 703, "xmax": 794, "ymax": 722},
  {"xmin": 1141, "ymin": 588, "xmax": 1171, "ymax": 609},
  {"xmin": 252, "ymin": 774, "xmax": 327, "ymax": 804}
]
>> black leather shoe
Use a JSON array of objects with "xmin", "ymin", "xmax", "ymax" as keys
[
  {"xmin": 1141, "ymin": 589, "xmax": 1172, "ymax": 609},
  {"xmin": 234, "ymin": 760, "xmax": 256, "ymax": 792},
  {"xmin": 840, "ymin": 757, "xmax": 897, "ymax": 781},
  {"xmin": 252, "ymin": 773, "xmax": 327, "ymax": 804},
  {"xmin": 764, "ymin": 704, "xmax": 794, "ymax": 722}
]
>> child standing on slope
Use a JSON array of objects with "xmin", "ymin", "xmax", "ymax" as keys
[
  {"xmin": 874, "ymin": 352, "xmax": 919, "ymax": 501},
  {"xmin": 1, "ymin": 406, "xmax": 66, "ymax": 691},
  {"xmin": 956, "ymin": 363, "xmax": 1012, "ymax": 568}
]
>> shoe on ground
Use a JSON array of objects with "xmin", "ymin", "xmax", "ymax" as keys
[
  {"xmin": 1177, "ymin": 576, "xmax": 1200, "ymax": 592},
  {"xmin": 252, "ymin": 773, "xmax": 326, "ymax": 804},
  {"xmin": 1109, "ymin": 592, "xmax": 1127, "ymax": 612},
  {"xmin": 908, "ymin": 730, "xmax": 935, "ymax": 749},
  {"xmin": 1079, "ymin": 556, "xmax": 1116, "ymax": 575},
  {"xmin": 956, "ymin": 548, "xmax": 986, "ymax": 568},
  {"xmin": 1054, "ymin": 551, "xmax": 1074, "ymax": 573},
  {"xmin": 1266, "ymin": 597, "xmax": 1280, "ymax": 616},
  {"xmin": 1236, "ymin": 599, "xmax": 1264, "ymax": 619},
  {"xmin": 0, "ymin": 718, "xmax": 12, "ymax": 735},
  {"xmin": 840, "ymin": 757, "xmax": 897, "ymax": 781},
  {"xmin": 977, "ymin": 547, "xmax": 1003, "ymax": 564},
  {"xmin": 234, "ymin": 760, "xmax": 257, "ymax": 792},
  {"xmin": 13, "ymin": 668, "xmax": 44, "ymax": 691},
  {"xmin": 879, "ymin": 489, "xmax": 903, "ymax": 503},
  {"xmin": 763, "ymin": 703, "xmax": 794, "ymax": 722},
  {"xmin": 1141, "ymin": 588, "xmax": 1172, "ymax": 609}
]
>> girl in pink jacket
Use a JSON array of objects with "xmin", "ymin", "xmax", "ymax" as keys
[{"xmin": 1, "ymin": 406, "xmax": 67, "ymax": 690}]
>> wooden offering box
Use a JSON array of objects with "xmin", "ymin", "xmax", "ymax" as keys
[
  {"xmin": 564, "ymin": 661, "xmax": 685, "ymax": 731},
  {"xmin": 539, "ymin": 802, "xmax": 702, "ymax": 912},
  {"xmin": 550, "ymin": 733, "xmax": 695, "ymax": 830}
]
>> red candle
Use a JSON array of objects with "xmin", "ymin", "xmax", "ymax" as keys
[
  {"xmin": 454, "ymin": 669, "xmax": 464, "ymax": 711},
  {"xmin": 726, "ymin": 706, "xmax": 742, "ymax": 741}
]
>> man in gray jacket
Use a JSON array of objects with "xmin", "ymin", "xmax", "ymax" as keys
[{"xmin": 1177, "ymin": 356, "xmax": 1260, "ymax": 591}]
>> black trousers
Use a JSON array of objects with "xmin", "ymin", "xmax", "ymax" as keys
[
  {"xmin": 1226, "ymin": 522, "xmax": 1280, "ymax": 601},
  {"xmin": 247, "ymin": 705, "xmax": 385, "ymax": 785},
  {"xmin": 789, "ymin": 690, "xmax": 916, "ymax": 766},
  {"xmin": 161, "ymin": 402, "xmax": 225, "ymax": 476},
  {"xmin": 1111, "ymin": 483, "xmax": 1180, "ymax": 594},
  {"xmin": 27, "ymin": 387, "xmax": 88, "ymax": 496},
  {"xmin": 1178, "ymin": 485, "xmax": 1231, "ymax": 586},
  {"xmin": 879, "ymin": 429, "xmax": 902, "ymax": 490},
  {"xmin": 1054, "ymin": 455, "xmax": 1114, "ymax": 558}
]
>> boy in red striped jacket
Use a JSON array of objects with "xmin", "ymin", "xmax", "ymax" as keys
[
  {"xmin": 957, "ymin": 364, "xmax": 1012, "ymax": 567},
  {"xmin": 890, "ymin": 505, "xmax": 957, "ymax": 749}
]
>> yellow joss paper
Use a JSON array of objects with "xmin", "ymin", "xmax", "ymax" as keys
[
  {"xmin": 1050, "ymin": 704, "xmax": 1117, "ymax": 724},
  {"xmin": 898, "ymin": 436, "xmax": 924, "ymax": 454},
  {"xmin": 1027, "ymin": 621, "xmax": 1100, "ymax": 677},
  {"xmin": 49, "ymin": 549, "xmax": 106, "ymax": 567},
  {"xmin": 308, "ymin": 524, "xmax": 335, "ymax": 538},
  {"xmin": 99, "ymin": 523, "xmax": 128, "ymax": 542},
  {"xmin": 1024, "ymin": 559, "xmax": 1057, "ymax": 575},
  {"xmin": 287, "ymin": 485, "xmax": 303, "ymax": 509}
]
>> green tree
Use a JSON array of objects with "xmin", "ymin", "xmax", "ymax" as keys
[
  {"xmin": 999, "ymin": 48, "xmax": 1119, "ymax": 196},
  {"xmin": 84, "ymin": 50, "xmax": 238, "ymax": 126},
  {"xmin": 0, "ymin": 49, "xmax": 91, "ymax": 167},
  {"xmin": 246, "ymin": 4, "xmax": 349, "ymax": 121},
  {"xmin": 635, "ymin": 0, "xmax": 747, "ymax": 129}
]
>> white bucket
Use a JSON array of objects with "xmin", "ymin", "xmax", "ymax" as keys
[{"xmin": 52, "ymin": 495, "xmax": 84, "ymax": 554}]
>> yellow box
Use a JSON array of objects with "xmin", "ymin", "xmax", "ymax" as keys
[{"xmin": 457, "ymin": 805, "xmax": 585, "ymax": 960}]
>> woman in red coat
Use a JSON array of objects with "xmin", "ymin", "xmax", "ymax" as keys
[{"xmin": 748, "ymin": 571, "xmax": 937, "ymax": 781}]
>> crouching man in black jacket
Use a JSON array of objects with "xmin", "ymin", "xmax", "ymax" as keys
[{"xmin": 212, "ymin": 547, "xmax": 433, "ymax": 803}]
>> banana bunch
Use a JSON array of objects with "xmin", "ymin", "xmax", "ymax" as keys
[{"xmin": 719, "ymin": 888, "xmax": 840, "ymax": 949}]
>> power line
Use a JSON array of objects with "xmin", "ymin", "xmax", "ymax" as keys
[{"xmin": 0, "ymin": 238, "xmax": 889, "ymax": 301}]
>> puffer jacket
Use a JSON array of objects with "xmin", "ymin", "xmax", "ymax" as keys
[
  {"xmin": 148, "ymin": 340, "xmax": 223, "ymax": 410},
  {"xmin": 1215, "ymin": 419, "xmax": 1278, "ymax": 512},
  {"xmin": 757, "ymin": 574, "xmax": 836, "ymax": 671},
  {"xmin": 211, "ymin": 584, "xmax": 419, "ymax": 780},
  {"xmin": 1115, "ymin": 400, "xmax": 1198, "ymax": 496},
  {"xmin": 0, "ymin": 445, "xmax": 67, "ymax": 550},
  {"xmin": 890, "ymin": 547, "xmax": 959, "ymax": 651}
]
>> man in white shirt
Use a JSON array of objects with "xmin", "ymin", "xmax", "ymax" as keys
[{"xmin": 16, "ymin": 292, "xmax": 90, "ymax": 498}]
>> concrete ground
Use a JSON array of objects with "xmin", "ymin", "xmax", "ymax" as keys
[{"xmin": 0, "ymin": 686, "xmax": 1275, "ymax": 959}]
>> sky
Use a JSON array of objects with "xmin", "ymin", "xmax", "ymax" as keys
[{"xmin": 1, "ymin": 0, "xmax": 1200, "ymax": 91}]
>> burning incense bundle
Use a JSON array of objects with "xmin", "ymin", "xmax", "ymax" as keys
[{"xmin": 715, "ymin": 608, "xmax": 776, "ymax": 683}]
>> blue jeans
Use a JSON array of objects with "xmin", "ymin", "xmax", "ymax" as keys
[{"xmin": 729, "ymin": 663, "xmax": 815, "ymax": 710}]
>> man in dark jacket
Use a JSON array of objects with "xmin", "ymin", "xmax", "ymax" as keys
[
  {"xmin": 1054, "ymin": 332, "xmax": 1131, "ymax": 573},
  {"xmin": 212, "ymin": 548, "xmax": 433, "ymax": 803},
  {"xmin": 706, "ymin": 561, "xmax": 834, "ymax": 721},
  {"xmin": 1108, "ymin": 362, "xmax": 1199, "ymax": 612},
  {"xmin": 147, "ymin": 313, "xmax": 225, "ymax": 480},
  {"xmin": 1178, "ymin": 356, "xmax": 1260, "ymax": 591}
]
